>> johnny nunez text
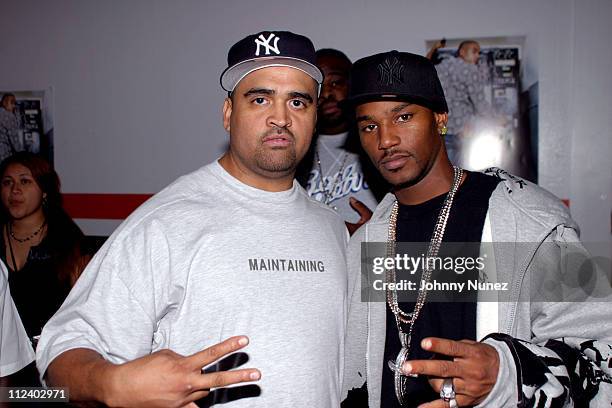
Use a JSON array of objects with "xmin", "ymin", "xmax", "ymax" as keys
[{"xmin": 373, "ymin": 279, "xmax": 509, "ymax": 292}]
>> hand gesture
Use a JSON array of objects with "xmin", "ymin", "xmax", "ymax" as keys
[
  {"xmin": 426, "ymin": 39, "xmax": 446, "ymax": 60},
  {"xmin": 402, "ymin": 337, "xmax": 499, "ymax": 407},
  {"xmin": 106, "ymin": 336, "xmax": 260, "ymax": 408},
  {"xmin": 345, "ymin": 197, "xmax": 373, "ymax": 236}
]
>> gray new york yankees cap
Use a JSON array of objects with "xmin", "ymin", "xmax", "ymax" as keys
[{"xmin": 220, "ymin": 31, "xmax": 323, "ymax": 92}]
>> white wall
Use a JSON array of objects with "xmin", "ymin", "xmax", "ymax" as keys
[
  {"xmin": 568, "ymin": 0, "xmax": 612, "ymax": 255},
  {"xmin": 0, "ymin": 0, "xmax": 610, "ymax": 251}
]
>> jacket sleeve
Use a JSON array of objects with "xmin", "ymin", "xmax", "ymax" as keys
[
  {"xmin": 342, "ymin": 226, "xmax": 370, "ymax": 403},
  {"xmin": 477, "ymin": 225, "xmax": 612, "ymax": 407},
  {"xmin": 479, "ymin": 334, "xmax": 612, "ymax": 407}
]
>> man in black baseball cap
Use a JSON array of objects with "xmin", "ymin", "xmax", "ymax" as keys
[
  {"xmin": 346, "ymin": 51, "xmax": 451, "ymax": 191},
  {"xmin": 39, "ymin": 31, "xmax": 348, "ymax": 408},
  {"xmin": 342, "ymin": 51, "xmax": 611, "ymax": 407}
]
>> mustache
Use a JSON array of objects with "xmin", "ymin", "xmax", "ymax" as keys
[
  {"xmin": 262, "ymin": 126, "xmax": 295, "ymax": 141},
  {"xmin": 318, "ymin": 101, "xmax": 340, "ymax": 111},
  {"xmin": 318, "ymin": 96, "xmax": 337, "ymax": 106},
  {"xmin": 380, "ymin": 149, "xmax": 412, "ymax": 161},
  {"xmin": 377, "ymin": 149, "xmax": 414, "ymax": 168}
]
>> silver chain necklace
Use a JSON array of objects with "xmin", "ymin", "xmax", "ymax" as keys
[
  {"xmin": 386, "ymin": 166, "xmax": 463, "ymax": 405},
  {"xmin": 314, "ymin": 148, "xmax": 349, "ymax": 209}
]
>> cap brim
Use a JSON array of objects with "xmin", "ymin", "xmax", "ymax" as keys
[
  {"xmin": 220, "ymin": 57, "xmax": 323, "ymax": 92},
  {"xmin": 344, "ymin": 93, "xmax": 448, "ymax": 113}
]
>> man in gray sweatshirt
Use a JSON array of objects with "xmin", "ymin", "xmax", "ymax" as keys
[
  {"xmin": 342, "ymin": 51, "xmax": 611, "ymax": 407},
  {"xmin": 37, "ymin": 31, "xmax": 348, "ymax": 408}
]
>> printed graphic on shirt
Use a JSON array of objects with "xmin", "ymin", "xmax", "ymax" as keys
[{"xmin": 306, "ymin": 163, "xmax": 370, "ymax": 205}]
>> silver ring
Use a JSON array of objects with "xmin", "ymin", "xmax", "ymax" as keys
[
  {"xmin": 440, "ymin": 378, "xmax": 456, "ymax": 401},
  {"xmin": 448, "ymin": 398, "xmax": 458, "ymax": 408}
]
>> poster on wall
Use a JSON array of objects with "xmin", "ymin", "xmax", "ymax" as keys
[
  {"xmin": 0, "ymin": 88, "xmax": 54, "ymax": 165},
  {"xmin": 425, "ymin": 37, "xmax": 537, "ymax": 182}
]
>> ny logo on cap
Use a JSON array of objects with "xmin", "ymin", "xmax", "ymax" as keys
[
  {"xmin": 377, "ymin": 57, "xmax": 404, "ymax": 86},
  {"xmin": 254, "ymin": 33, "xmax": 281, "ymax": 56}
]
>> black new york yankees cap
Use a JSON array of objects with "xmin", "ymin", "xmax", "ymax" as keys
[
  {"xmin": 347, "ymin": 51, "xmax": 448, "ymax": 113},
  {"xmin": 220, "ymin": 31, "xmax": 323, "ymax": 92}
]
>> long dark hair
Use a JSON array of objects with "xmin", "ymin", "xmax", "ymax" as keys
[{"xmin": 0, "ymin": 152, "xmax": 86, "ymax": 284}]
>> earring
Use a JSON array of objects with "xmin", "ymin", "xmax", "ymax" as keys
[{"xmin": 440, "ymin": 126, "xmax": 448, "ymax": 136}]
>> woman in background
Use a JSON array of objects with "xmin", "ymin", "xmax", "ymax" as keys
[{"xmin": 0, "ymin": 152, "xmax": 89, "ymax": 385}]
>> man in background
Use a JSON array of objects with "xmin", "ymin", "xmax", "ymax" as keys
[
  {"xmin": 428, "ymin": 40, "xmax": 491, "ymax": 164},
  {"xmin": 299, "ymin": 48, "xmax": 383, "ymax": 234},
  {"xmin": 0, "ymin": 93, "xmax": 22, "ymax": 162}
]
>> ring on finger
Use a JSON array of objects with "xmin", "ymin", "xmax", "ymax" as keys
[{"xmin": 440, "ymin": 378, "xmax": 456, "ymax": 401}]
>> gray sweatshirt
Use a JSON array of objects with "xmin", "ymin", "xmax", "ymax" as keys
[
  {"xmin": 38, "ymin": 160, "xmax": 349, "ymax": 407},
  {"xmin": 343, "ymin": 168, "xmax": 612, "ymax": 407}
]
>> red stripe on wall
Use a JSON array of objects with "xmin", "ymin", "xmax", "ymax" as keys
[
  {"xmin": 63, "ymin": 193, "xmax": 572, "ymax": 220},
  {"xmin": 63, "ymin": 194, "xmax": 153, "ymax": 220}
]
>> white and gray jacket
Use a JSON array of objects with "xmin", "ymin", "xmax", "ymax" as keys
[{"xmin": 342, "ymin": 168, "xmax": 612, "ymax": 407}]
